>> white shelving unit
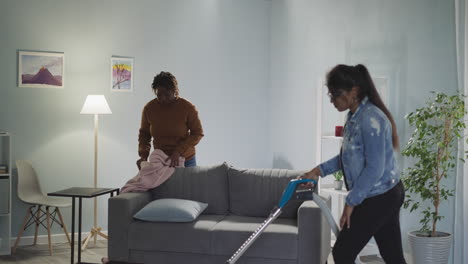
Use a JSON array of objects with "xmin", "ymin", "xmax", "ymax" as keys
[
  {"xmin": 319, "ymin": 136, "xmax": 344, "ymax": 189},
  {"xmin": 0, "ymin": 133, "xmax": 12, "ymax": 255}
]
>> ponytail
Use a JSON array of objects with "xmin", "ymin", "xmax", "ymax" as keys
[
  {"xmin": 326, "ymin": 64, "xmax": 400, "ymax": 150},
  {"xmin": 354, "ymin": 64, "xmax": 399, "ymax": 150}
]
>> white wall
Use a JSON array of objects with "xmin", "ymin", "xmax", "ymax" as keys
[
  {"xmin": 269, "ymin": 0, "xmax": 458, "ymax": 261},
  {"xmin": 0, "ymin": 4, "xmax": 7, "ymax": 128},
  {"xmin": 1, "ymin": 0, "xmax": 271, "ymax": 237}
]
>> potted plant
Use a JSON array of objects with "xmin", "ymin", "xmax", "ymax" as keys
[
  {"xmin": 333, "ymin": 170, "xmax": 344, "ymax": 190},
  {"xmin": 401, "ymin": 92, "xmax": 466, "ymax": 264}
]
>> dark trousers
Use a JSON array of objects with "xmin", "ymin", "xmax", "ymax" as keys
[{"xmin": 332, "ymin": 181, "xmax": 407, "ymax": 264}]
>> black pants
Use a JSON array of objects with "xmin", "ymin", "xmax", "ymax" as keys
[{"xmin": 332, "ymin": 181, "xmax": 406, "ymax": 264}]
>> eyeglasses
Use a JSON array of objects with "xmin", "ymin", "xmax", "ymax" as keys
[{"xmin": 327, "ymin": 90, "xmax": 344, "ymax": 100}]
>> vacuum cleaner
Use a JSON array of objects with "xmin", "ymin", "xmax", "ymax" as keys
[{"xmin": 225, "ymin": 178, "xmax": 343, "ymax": 264}]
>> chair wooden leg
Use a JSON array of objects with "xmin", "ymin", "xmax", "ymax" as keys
[
  {"xmin": 46, "ymin": 206, "xmax": 53, "ymax": 256},
  {"xmin": 97, "ymin": 227, "xmax": 108, "ymax": 239},
  {"xmin": 56, "ymin": 207, "xmax": 71, "ymax": 246},
  {"xmin": 81, "ymin": 231, "xmax": 93, "ymax": 251},
  {"xmin": 33, "ymin": 205, "xmax": 41, "ymax": 245},
  {"xmin": 12, "ymin": 206, "xmax": 33, "ymax": 253}
]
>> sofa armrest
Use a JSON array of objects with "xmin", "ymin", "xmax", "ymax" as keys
[
  {"xmin": 108, "ymin": 191, "xmax": 152, "ymax": 262},
  {"xmin": 297, "ymin": 196, "xmax": 332, "ymax": 264}
]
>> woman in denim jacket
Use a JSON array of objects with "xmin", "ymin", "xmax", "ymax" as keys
[{"xmin": 301, "ymin": 64, "xmax": 406, "ymax": 264}]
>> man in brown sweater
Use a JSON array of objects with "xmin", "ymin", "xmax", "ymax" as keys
[{"xmin": 137, "ymin": 72, "xmax": 204, "ymax": 169}]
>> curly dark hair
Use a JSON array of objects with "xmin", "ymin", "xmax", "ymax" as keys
[{"xmin": 151, "ymin": 71, "xmax": 179, "ymax": 97}]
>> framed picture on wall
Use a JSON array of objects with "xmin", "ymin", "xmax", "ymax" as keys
[
  {"xmin": 18, "ymin": 51, "xmax": 65, "ymax": 88},
  {"xmin": 111, "ymin": 56, "xmax": 134, "ymax": 92}
]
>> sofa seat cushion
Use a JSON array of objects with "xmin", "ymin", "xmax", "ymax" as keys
[
  {"xmin": 128, "ymin": 214, "xmax": 224, "ymax": 254},
  {"xmin": 212, "ymin": 215, "xmax": 298, "ymax": 260}
]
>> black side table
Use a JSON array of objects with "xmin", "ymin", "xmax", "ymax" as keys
[{"xmin": 48, "ymin": 187, "xmax": 119, "ymax": 264}]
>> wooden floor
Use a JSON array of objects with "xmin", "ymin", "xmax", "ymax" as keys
[
  {"xmin": 0, "ymin": 241, "xmax": 107, "ymax": 264},
  {"xmin": 0, "ymin": 241, "xmax": 392, "ymax": 264}
]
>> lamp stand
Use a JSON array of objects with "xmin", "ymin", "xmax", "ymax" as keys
[{"xmin": 82, "ymin": 114, "xmax": 108, "ymax": 251}]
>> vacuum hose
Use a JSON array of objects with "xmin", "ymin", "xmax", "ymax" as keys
[{"xmin": 312, "ymin": 192, "xmax": 340, "ymax": 238}]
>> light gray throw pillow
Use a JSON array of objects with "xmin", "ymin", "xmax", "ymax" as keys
[{"xmin": 134, "ymin": 198, "xmax": 208, "ymax": 222}]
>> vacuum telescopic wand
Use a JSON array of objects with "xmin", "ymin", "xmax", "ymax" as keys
[
  {"xmin": 225, "ymin": 177, "xmax": 352, "ymax": 264},
  {"xmin": 225, "ymin": 178, "xmax": 317, "ymax": 264}
]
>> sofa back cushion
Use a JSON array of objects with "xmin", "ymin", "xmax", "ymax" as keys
[
  {"xmin": 228, "ymin": 167, "xmax": 305, "ymax": 218},
  {"xmin": 150, "ymin": 163, "xmax": 229, "ymax": 215}
]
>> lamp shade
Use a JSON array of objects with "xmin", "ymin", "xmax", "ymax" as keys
[{"xmin": 80, "ymin": 95, "xmax": 112, "ymax": 114}]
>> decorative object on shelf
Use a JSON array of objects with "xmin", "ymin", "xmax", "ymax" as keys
[
  {"xmin": 18, "ymin": 51, "xmax": 64, "ymax": 88},
  {"xmin": 0, "ymin": 165, "xmax": 7, "ymax": 174},
  {"xmin": 335, "ymin": 126, "xmax": 344, "ymax": 137},
  {"xmin": 0, "ymin": 173, "xmax": 9, "ymax": 214},
  {"xmin": 111, "ymin": 56, "xmax": 134, "ymax": 92},
  {"xmin": 80, "ymin": 95, "xmax": 112, "ymax": 249},
  {"xmin": 333, "ymin": 170, "xmax": 344, "ymax": 190},
  {"xmin": 402, "ymin": 92, "xmax": 466, "ymax": 264}
]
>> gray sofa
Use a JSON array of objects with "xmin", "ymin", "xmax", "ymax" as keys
[{"xmin": 108, "ymin": 163, "xmax": 331, "ymax": 264}]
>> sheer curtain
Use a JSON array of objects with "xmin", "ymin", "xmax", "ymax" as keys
[{"xmin": 454, "ymin": 0, "xmax": 468, "ymax": 263}]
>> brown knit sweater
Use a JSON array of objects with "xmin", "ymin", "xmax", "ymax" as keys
[{"xmin": 138, "ymin": 97, "xmax": 204, "ymax": 160}]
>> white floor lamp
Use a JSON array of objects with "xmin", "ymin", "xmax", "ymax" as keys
[{"xmin": 80, "ymin": 95, "xmax": 112, "ymax": 250}]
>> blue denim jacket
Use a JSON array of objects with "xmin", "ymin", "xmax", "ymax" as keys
[{"xmin": 319, "ymin": 97, "xmax": 400, "ymax": 206}]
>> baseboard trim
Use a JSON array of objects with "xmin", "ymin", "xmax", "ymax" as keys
[{"xmin": 10, "ymin": 231, "xmax": 108, "ymax": 246}]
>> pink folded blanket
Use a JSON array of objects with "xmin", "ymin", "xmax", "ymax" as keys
[{"xmin": 121, "ymin": 149, "xmax": 185, "ymax": 193}]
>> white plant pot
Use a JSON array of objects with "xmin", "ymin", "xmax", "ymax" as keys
[
  {"xmin": 408, "ymin": 231, "xmax": 452, "ymax": 264},
  {"xmin": 334, "ymin": 180, "xmax": 343, "ymax": 190}
]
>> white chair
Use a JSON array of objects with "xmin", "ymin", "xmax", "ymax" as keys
[{"xmin": 13, "ymin": 160, "xmax": 72, "ymax": 255}]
